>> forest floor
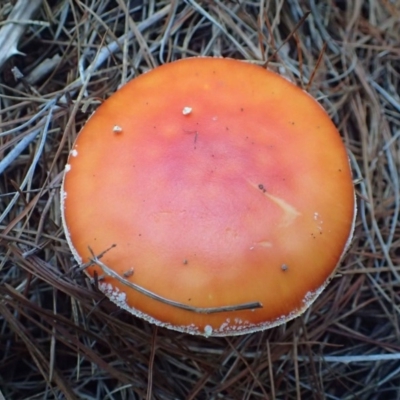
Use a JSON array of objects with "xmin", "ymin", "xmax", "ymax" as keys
[{"xmin": 0, "ymin": 1, "xmax": 399, "ymax": 399}]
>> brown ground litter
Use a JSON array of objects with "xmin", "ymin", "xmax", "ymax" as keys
[{"xmin": 0, "ymin": 1, "xmax": 399, "ymax": 399}]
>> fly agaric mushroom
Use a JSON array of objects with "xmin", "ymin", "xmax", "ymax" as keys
[{"xmin": 61, "ymin": 57, "xmax": 356, "ymax": 336}]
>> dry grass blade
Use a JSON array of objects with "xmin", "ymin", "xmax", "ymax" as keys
[
  {"xmin": 146, "ymin": 326, "xmax": 158, "ymax": 400},
  {"xmin": 1, "ymin": 0, "xmax": 399, "ymax": 399},
  {"xmin": 0, "ymin": 0, "xmax": 43, "ymax": 70}
]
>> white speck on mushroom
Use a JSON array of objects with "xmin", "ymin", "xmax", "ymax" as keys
[
  {"xmin": 65, "ymin": 164, "xmax": 71, "ymax": 172},
  {"xmin": 314, "ymin": 212, "xmax": 323, "ymax": 231},
  {"xmin": 71, "ymin": 149, "xmax": 78, "ymax": 157},
  {"xmin": 113, "ymin": 125, "xmax": 123, "ymax": 133},
  {"xmin": 99, "ymin": 280, "xmax": 203, "ymax": 335},
  {"xmin": 212, "ymin": 116, "xmax": 218, "ymax": 121},
  {"xmin": 100, "ymin": 282, "xmax": 127, "ymax": 305},
  {"xmin": 254, "ymin": 241, "xmax": 272, "ymax": 248},
  {"xmin": 303, "ymin": 291, "xmax": 314, "ymax": 304},
  {"xmin": 204, "ymin": 325, "xmax": 213, "ymax": 337},
  {"xmin": 182, "ymin": 106, "xmax": 192, "ymax": 115},
  {"xmin": 116, "ymin": 292, "xmax": 126, "ymax": 303},
  {"xmin": 123, "ymin": 268, "xmax": 134, "ymax": 278},
  {"xmin": 101, "ymin": 282, "xmax": 112, "ymax": 292},
  {"xmin": 219, "ymin": 320, "xmax": 230, "ymax": 331}
]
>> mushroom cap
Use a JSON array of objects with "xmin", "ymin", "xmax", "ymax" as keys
[{"xmin": 61, "ymin": 57, "xmax": 356, "ymax": 336}]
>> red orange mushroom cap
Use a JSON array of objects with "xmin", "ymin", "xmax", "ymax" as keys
[{"xmin": 61, "ymin": 57, "xmax": 356, "ymax": 336}]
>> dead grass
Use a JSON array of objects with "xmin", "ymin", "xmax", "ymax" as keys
[{"xmin": 0, "ymin": 0, "xmax": 399, "ymax": 399}]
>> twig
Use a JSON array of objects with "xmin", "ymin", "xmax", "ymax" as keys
[
  {"xmin": 306, "ymin": 41, "xmax": 327, "ymax": 91},
  {"xmin": 146, "ymin": 326, "xmax": 158, "ymax": 400},
  {"xmin": 0, "ymin": 99, "xmax": 57, "ymax": 223},
  {"xmin": 88, "ymin": 247, "xmax": 263, "ymax": 314},
  {"xmin": 263, "ymin": 11, "xmax": 310, "ymax": 68},
  {"xmin": 0, "ymin": 0, "xmax": 43, "ymax": 70},
  {"xmin": 16, "ymin": 54, "xmax": 62, "ymax": 88}
]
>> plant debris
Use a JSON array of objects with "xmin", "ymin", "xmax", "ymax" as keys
[{"xmin": 0, "ymin": 1, "xmax": 399, "ymax": 399}]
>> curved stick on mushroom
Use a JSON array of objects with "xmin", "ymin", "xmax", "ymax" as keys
[{"xmin": 87, "ymin": 247, "xmax": 263, "ymax": 315}]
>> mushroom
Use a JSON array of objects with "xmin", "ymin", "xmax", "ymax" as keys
[{"xmin": 61, "ymin": 57, "xmax": 356, "ymax": 336}]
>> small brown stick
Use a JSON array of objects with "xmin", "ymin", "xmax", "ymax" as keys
[
  {"xmin": 294, "ymin": 33, "xmax": 304, "ymax": 88},
  {"xmin": 263, "ymin": 11, "xmax": 310, "ymax": 68},
  {"xmin": 306, "ymin": 42, "xmax": 327, "ymax": 91},
  {"xmin": 68, "ymin": 244, "xmax": 117, "ymax": 277},
  {"xmin": 146, "ymin": 326, "xmax": 158, "ymax": 400}
]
